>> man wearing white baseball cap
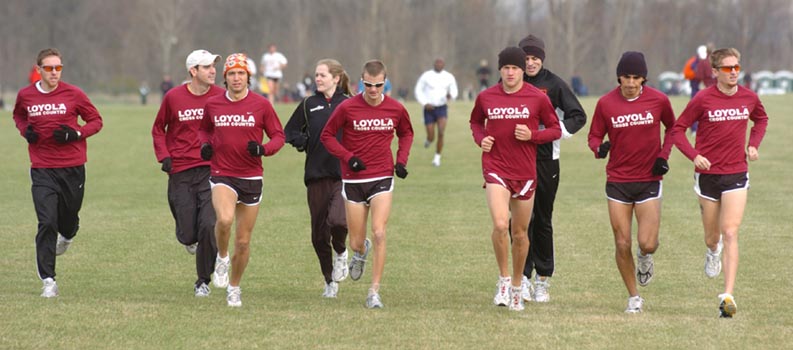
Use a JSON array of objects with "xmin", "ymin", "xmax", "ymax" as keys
[{"xmin": 152, "ymin": 49, "xmax": 224, "ymax": 297}]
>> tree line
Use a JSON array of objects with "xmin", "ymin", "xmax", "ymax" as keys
[{"xmin": 2, "ymin": 0, "xmax": 791, "ymax": 99}]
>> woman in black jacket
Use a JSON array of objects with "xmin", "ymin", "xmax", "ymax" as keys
[{"xmin": 284, "ymin": 59, "xmax": 352, "ymax": 298}]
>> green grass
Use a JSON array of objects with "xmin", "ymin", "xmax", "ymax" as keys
[{"xmin": 0, "ymin": 95, "xmax": 791, "ymax": 349}]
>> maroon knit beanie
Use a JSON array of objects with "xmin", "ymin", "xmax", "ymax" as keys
[
  {"xmin": 518, "ymin": 35, "xmax": 546, "ymax": 61},
  {"xmin": 616, "ymin": 51, "xmax": 648, "ymax": 78},
  {"xmin": 498, "ymin": 46, "xmax": 526, "ymax": 70}
]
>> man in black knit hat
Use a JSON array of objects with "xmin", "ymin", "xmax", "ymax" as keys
[{"xmin": 515, "ymin": 34, "xmax": 588, "ymax": 303}]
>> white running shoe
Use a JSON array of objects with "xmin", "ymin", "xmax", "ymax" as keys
[
  {"xmin": 41, "ymin": 278, "xmax": 59, "ymax": 298},
  {"xmin": 493, "ymin": 277, "xmax": 511, "ymax": 306},
  {"xmin": 637, "ymin": 252, "xmax": 654, "ymax": 287},
  {"xmin": 509, "ymin": 286, "xmax": 524, "ymax": 311},
  {"xmin": 424, "ymin": 139, "xmax": 431, "ymax": 148},
  {"xmin": 213, "ymin": 255, "xmax": 230, "ymax": 288},
  {"xmin": 349, "ymin": 239, "xmax": 371, "ymax": 281},
  {"xmin": 195, "ymin": 283, "xmax": 210, "ymax": 297},
  {"xmin": 185, "ymin": 243, "xmax": 198, "ymax": 255},
  {"xmin": 365, "ymin": 290, "xmax": 383, "ymax": 309},
  {"xmin": 323, "ymin": 281, "xmax": 339, "ymax": 298},
  {"xmin": 719, "ymin": 293, "xmax": 737, "ymax": 318},
  {"xmin": 55, "ymin": 234, "xmax": 72, "ymax": 256},
  {"xmin": 432, "ymin": 154, "xmax": 441, "ymax": 167},
  {"xmin": 332, "ymin": 250, "xmax": 349, "ymax": 282},
  {"xmin": 704, "ymin": 236, "xmax": 723, "ymax": 278},
  {"xmin": 625, "ymin": 295, "xmax": 644, "ymax": 314},
  {"xmin": 520, "ymin": 275, "xmax": 533, "ymax": 302},
  {"xmin": 533, "ymin": 276, "xmax": 550, "ymax": 303},
  {"xmin": 227, "ymin": 286, "xmax": 241, "ymax": 307}
]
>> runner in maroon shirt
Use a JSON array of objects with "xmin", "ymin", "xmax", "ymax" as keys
[
  {"xmin": 469, "ymin": 47, "xmax": 561, "ymax": 311},
  {"xmin": 13, "ymin": 48, "xmax": 103, "ymax": 298},
  {"xmin": 588, "ymin": 51, "xmax": 676, "ymax": 314},
  {"xmin": 671, "ymin": 48, "xmax": 768, "ymax": 318},
  {"xmin": 151, "ymin": 49, "xmax": 224, "ymax": 297},
  {"xmin": 320, "ymin": 60, "xmax": 414, "ymax": 309},
  {"xmin": 198, "ymin": 53, "xmax": 285, "ymax": 307}
]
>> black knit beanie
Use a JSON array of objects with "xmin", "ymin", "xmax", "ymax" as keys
[
  {"xmin": 616, "ymin": 51, "xmax": 648, "ymax": 78},
  {"xmin": 498, "ymin": 46, "xmax": 526, "ymax": 70},
  {"xmin": 518, "ymin": 35, "xmax": 546, "ymax": 61}
]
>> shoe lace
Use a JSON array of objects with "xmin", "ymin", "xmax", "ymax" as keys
[
  {"xmin": 217, "ymin": 261, "xmax": 229, "ymax": 274},
  {"xmin": 228, "ymin": 288, "xmax": 241, "ymax": 301}
]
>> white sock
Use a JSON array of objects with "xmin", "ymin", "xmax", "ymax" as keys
[{"xmin": 218, "ymin": 254, "xmax": 230, "ymax": 263}]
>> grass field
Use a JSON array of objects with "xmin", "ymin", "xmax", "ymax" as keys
[{"xmin": 0, "ymin": 94, "xmax": 791, "ymax": 349}]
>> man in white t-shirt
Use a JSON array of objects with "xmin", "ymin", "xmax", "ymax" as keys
[
  {"xmin": 414, "ymin": 57, "xmax": 458, "ymax": 166},
  {"xmin": 260, "ymin": 44, "xmax": 287, "ymax": 103}
]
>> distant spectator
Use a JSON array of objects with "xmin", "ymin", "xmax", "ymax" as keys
[
  {"xmin": 476, "ymin": 59, "xmax": 491, "ymax": 91},
  {"xmin": 160, "ymin": 75, "xmax": 174, "ymax": 96},
  {"xmin": 260, "ymin": 44, "xmax": 288, "ymax": 103},
  {"xmin": 139, "ymin": 81, "xmax": 150, "ymax": 105},
  {"xmin": 694, "ymin": 43, "xmax": 716, "ymax": 88},
  {"xmin": 691, "ymin": 43, "xmax": 715, "ymax": 134},
  {"xmin": 29, "ymin": 64, "xmax": 41, "ymax": 84},
  {"xmin": 571, "ymin": 75, "xmax": 588, "ymax": 96},
  {"xmin": 743, "ymin": 70, "xmax": 752, "ymax": 90}
]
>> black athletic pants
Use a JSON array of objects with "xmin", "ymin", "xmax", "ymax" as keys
[
  {"xmin": 168, "ymin": 166, "xmax": 217, "ymax": 286},
  {"xmin": 32, "ymin": 166, "xmax": 85, "ymax": 280},
  {"xmin": 306, "ymin": 178, "xmax": 348, "ymax": 284},
  {"xmin": 524, "ymin": 159, "xmax": 560, "ymax": 278}
]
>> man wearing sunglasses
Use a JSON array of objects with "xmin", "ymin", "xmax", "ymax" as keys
[
  {"xmin": 320, "ymin": 60, "xmax": 414, "ymax": 309},
  {"xmin": 152, "ymin": 49, "xmax": 224, "ymax": 298},
  {"xmin": 13, "ymin": 48, "xmax": 104, "ymax": 298},
  {"xmin": 672, "ymin": 48, "xmax": 768, "ymax": 318}
]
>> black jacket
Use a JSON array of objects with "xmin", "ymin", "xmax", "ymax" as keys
[
  {"xmin": 284, "ymin": 90, "xmax": 349, "ymax": 185},
  {"xmin": 524, "ymin": 68, "xmax": 587, "ymax": 160}
]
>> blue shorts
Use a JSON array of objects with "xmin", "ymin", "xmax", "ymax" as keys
[{"xmin": 423, "ymin": 105, "xmax": 448, "ymax": 125}]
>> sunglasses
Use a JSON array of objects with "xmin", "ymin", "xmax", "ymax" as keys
[
  {"xmin": 362, "ymin": 80, "xmax": 385, "ymax": 88},
  {"xmin": 716, "ymin": 65, "xmax": 741, "ymax": 73},
  {"xmin": 40, "ymin": 65, "xmax": 63, "ymax": 72}
]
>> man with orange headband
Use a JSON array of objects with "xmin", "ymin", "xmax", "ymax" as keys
[{"xmin": 199, "ymin": 53, "xmax": 285, "ymax": 307}]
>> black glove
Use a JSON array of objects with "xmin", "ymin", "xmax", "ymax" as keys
[
  {"xmin": 200, "ymin": 143, "xmax": 213, "ymax": 160},
  {"xmin": 292, "ymin": 134, "xmax": 308, "ymax": 152},
  {"xmin": 160, "ymin": 157, "xmax": 172, "ymax": 173},
  {"xmin": 652, "ymin": 157, "xmax": 669, "ymax": 176},
  {"xmin": 348, "ymin": 156, "xmax": 366, "ymax": 172},
  {"xmin": 596, "ymin": 141, "xmax": 611, "ymax": 159},
  {"xmin": 25, "ymin": 125, "xmax": 39, "ymax": 144},
  {"xmin": 394, "ymin": 163, "xmax": 408, "ymax": 179},
  {"xmin": 247, "ymin": 141, "xmax": 264, "ymax": 157},
  {"xmin": 53, "ymin": 125, "xmax": 79, "ymax": 143}
]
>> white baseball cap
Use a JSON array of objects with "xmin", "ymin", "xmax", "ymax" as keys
[{"xmin": 185, "ymin": 49, "xmax": 221, "ymax": 71}]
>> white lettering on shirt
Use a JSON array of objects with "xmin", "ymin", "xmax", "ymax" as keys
[
  {"xmin": 26, "ymin": 103, "xmax": 67, "ymax": 117},
  {"xmin": 487, "ymin": 106, "xmax": 530, "ymax": 120},
  {"xmin": 213, "ymin": 114, "xmax": 256, "ymax": 127},
  {"xmin": 353, "ymin": 118, "xmax": 394, "ymax": 131},
  {"xmin": 707, "ymin": 107, "xmax": 750, "ymax": 122},
  {"xmin": 610, "ymin": 111, "xmax": 655, "ymax": 128},
  {"xmin": 177, "ymin": 108, "xmax": 204, "ymax": 122}
]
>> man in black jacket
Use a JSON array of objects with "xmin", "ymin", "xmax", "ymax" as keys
[{"xmin": 517, "ymin": 35, "xmax": 587, "ymax": 303}]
